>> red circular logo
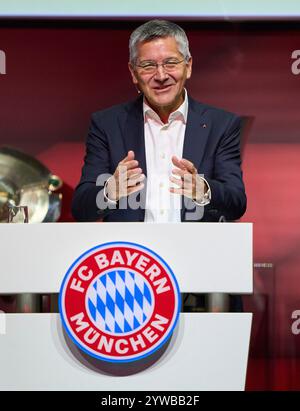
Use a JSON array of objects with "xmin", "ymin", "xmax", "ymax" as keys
[{"xmin": 59, "ymin": 242, "xmax": 181, "ymax": 362}]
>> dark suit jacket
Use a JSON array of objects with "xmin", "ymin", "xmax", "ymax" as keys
[{"xmin": 72, "ymin": 95, "xmax": 246, "ymax": 222}]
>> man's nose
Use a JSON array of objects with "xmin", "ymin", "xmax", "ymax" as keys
[{"xmin": 154, "ymin": 65, "xmax": 169, "ymax": 81}]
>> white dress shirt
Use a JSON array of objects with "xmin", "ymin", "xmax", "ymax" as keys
[{"xmin": 143, "ymin": 92, "xmax": 188, "ymax": 223}]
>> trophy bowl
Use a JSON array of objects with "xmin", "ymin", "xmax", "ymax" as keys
[{"xmin": 0, "ymin": 147, "xmax": 62, "ymax": 223}]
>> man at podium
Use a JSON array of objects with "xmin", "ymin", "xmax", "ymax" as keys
[{"xmin": 72, "ymin": 20, "xmax": 246, "ymax": 224}]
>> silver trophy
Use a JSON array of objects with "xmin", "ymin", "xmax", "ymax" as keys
[{"xmin": 0, "ymin": 147, "xmax": 62, "ymax": 223}]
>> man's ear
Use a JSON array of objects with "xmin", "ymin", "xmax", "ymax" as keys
[
  {"xmin": 128, "ymin": 62, "xmax": 138, "ymax": 85},
  {"xmin": 186, "ymin": 57, "xmax": 193, "ymax": 80}
]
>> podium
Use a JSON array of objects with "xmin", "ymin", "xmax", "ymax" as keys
[{"xmin": 0, "ymin": 222, "xmax": 252, "ymax": 390}]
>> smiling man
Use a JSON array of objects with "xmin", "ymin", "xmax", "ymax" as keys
[
  {"xmin": 72, "ymin": 20, "xmax": 246, "ymax": 223},
  {"xmin": 128, "ymin": 35, "xmax": 192, "ymax": 123}
]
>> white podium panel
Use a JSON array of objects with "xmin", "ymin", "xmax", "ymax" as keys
[
  {"xmin": 0, "ymin": 222, "xmax": 252, "ymax": 294},
  {"xmin": 0, "ymin": 222, "xmax": 253, "ymax": 391},
  {"xmin": 0, "ymin": 313, "xmax": 252, "ymax": 391}
]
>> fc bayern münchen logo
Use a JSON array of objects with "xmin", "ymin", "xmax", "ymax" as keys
[{"xmin": 59, "ymin": 242, "xmax": 181, "ymax": 363}]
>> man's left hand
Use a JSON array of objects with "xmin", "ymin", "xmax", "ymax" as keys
[{"xmin": 169, "ymin": 156, "xmax": 208, "ymax": 202}]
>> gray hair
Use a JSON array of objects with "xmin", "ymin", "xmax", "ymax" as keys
[{"xmin": 129, "ymin": 20, "xmax": 191, "ymax": 64}]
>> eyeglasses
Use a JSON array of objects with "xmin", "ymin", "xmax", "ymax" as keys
[{"xmin": 135, "ymin": 59, "xmax": 186, "ymax": 74}]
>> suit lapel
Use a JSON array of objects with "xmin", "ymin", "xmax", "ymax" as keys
[
  {"xmin": 181, "ymin": 97, "xmax": 211, "ymax": 221},
  {"xmin": 123, "ymin": 95, "xmax": 147, "ymax": 220},
  {"xmin": 123, "ymin": 95, "xmax": 147, "ymax": 177},
  {"xmin": 182, "ymin": 97, "xmax": 210, "ymax": 170}
]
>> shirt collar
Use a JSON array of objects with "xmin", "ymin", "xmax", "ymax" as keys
[{"xmin": 143, "ymin": 88, "xmax": 188, "ymax": 125}]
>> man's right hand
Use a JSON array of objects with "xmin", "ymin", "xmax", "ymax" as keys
[{"xmin": 105, "ymin": 150, "xmax": 145, "ymax": 202}]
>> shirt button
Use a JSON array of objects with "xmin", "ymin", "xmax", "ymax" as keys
[
  {"xmin": 161, "ymin": 153, "xmax": 166, "ymax": 159},
  {"xmin": 160, "ymin": 210, "xmax": 165, "ymax": 215},
  {"xmin": 159, "ymin": 182, "xmax": 164, "ymax": 188}
]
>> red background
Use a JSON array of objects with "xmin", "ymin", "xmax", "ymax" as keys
[{"xmin": 1, "ymin": 20, "xmax": 300, "ymax": 389}]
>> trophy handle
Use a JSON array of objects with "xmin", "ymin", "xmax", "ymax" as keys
[{"xmin": 7, "ymin": 202, "xmax": 29, "ymax": 223}]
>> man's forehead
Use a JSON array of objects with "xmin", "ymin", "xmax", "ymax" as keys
[{"xmin": 136, "ymin": 36, "xmax": 182, "ymax": 58}]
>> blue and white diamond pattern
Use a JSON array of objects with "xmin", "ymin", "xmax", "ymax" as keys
[{"xmin": 86, "ymin": 270, "xmax": 154, "ymax": 334}]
